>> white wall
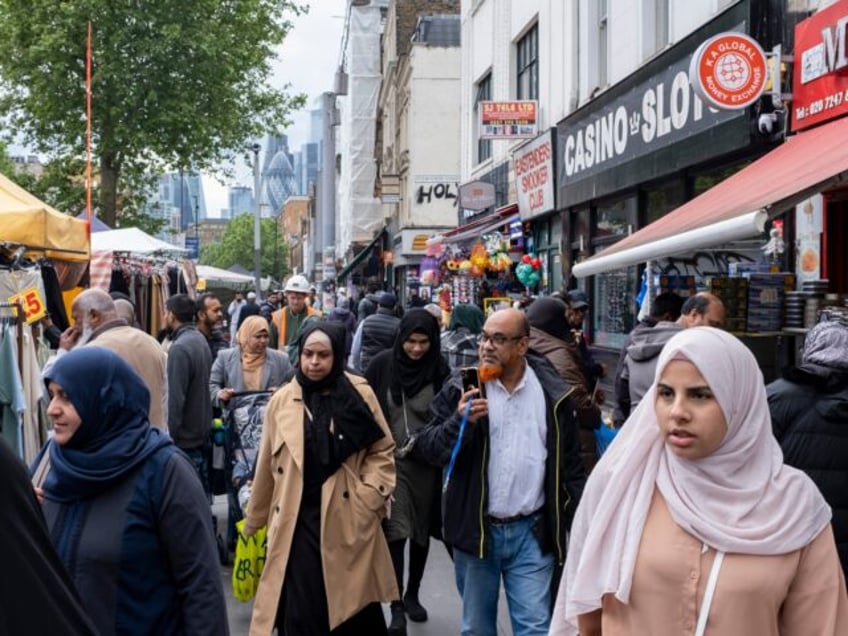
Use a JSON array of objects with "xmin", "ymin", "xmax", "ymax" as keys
[
  {"xmin": 460, "ymin": 0, "xmax": 575, "ymax": 184},
  {"xmin": 580, "ymin": 0, "xmax": 739, "ymax": 102},
  {"xmin": 405, "ymin": 45, "xmax": 462, "ymax": 228},
  {"xmin": 460, "ymin": 0, "xmax": 736, "ymax": 190}
]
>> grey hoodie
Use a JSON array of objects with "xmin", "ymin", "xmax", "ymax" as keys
[{"xmin": 622, "ymin": 321, "xmax": 682, "ymax": 415}]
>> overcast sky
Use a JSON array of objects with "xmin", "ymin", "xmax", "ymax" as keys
[{"xmin": 204, "ymin": 0, "xmax": 347, "ymax": 216}]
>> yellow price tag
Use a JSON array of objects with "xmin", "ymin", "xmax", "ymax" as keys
[{"xmin": 8, "ymin": 286, "xmax": 47, "ymax": 325}]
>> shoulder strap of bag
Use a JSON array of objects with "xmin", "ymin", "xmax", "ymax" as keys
[
  {"xmin": 695, "ymin": 547, "xmax": 725, "ymax": 636},
  {"xmin": 31, "ymin": 447, "xmax": 51, "ymax": 489}
]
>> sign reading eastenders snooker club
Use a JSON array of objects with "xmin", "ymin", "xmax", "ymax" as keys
[{"xmin": 513, "ymin": 130, "xmax": 554, "ymax": 221}]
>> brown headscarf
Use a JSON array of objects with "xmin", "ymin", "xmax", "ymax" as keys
[{"xmin": 238, "ymin": 316, "xmax": 269, "ymax": 390}]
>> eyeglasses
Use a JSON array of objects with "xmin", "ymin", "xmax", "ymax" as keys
[{"xmin": 479, "ymin": 332, "xmax": 525, "ymax": 346}]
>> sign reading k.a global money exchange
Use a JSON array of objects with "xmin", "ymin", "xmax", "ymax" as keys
[{"xmin": 689, "ymin": 32, "xmax": 768, "ymax": 111}]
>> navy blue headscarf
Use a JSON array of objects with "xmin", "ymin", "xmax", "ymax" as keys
[{"xmin": 40, "ymin": 347, "xmax": 171, "ymax": 503}]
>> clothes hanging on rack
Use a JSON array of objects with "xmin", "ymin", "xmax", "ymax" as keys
[
  {"xmin": 0, "ymin": 323, "xmax": 25, "ymax": 457},
  {"xmin": 20, "ymin": 328, "xmax": 44, "ymax": 464},
  {"xmin": 0, "ymin": 268, "xmax": 47, "ymax": 312},
  {"xmin": 40, "ymin": 262, "xmax": 70, "ymax": 331}
]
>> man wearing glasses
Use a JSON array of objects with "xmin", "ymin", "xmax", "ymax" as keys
[{"xmin": 416, "ymin": 308, "xmax": 586, "ymax": 635}]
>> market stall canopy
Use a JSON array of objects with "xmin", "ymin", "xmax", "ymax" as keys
[
  {"xmin": 196, "ymin": 264, "xmax": 255, "ymax": 291},
  {"xmin": 572, "ymin": 116, "xmax": 848, "ymax": 278},
  {"xmin": 0, "ymin": 172, "xmax": 89, "ymax": 262},
  {"xmin": 91, "ymin": 227, "xmax": 188, "ymax": 255},
  {"xmin": 440, "ymin": 205, "xmax": 519, "ymax": 244}
]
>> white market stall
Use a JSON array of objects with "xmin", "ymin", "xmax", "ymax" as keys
[
  {"xmin": 196, "ymin": 264, "xmax": 256, "ymax": 292},
  {"xmin": 90, "ymin": 227, "xmax": 192, "ymax": 336}
]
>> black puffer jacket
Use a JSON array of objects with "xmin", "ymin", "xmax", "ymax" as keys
[
  {"xmin": 359, "ymin": 308, "xmax": 400, "ymax": 372},
  {"xmin": 767, "ymin": 363, "xmax": 848, "ymax": 579}
]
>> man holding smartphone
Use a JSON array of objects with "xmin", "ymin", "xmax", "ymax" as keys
[{"xmin": 416, "ymin": 308, "xmax": 586, "ymax": 635}]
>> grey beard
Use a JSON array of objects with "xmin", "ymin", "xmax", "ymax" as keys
[{"xmin": 75, "ymin": 325, "xmax": 94, "ymax": 348}]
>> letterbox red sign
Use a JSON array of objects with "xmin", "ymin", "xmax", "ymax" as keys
[{"xmin": 792, "ymin": 0, "xmax": 848, "ymax": 131}]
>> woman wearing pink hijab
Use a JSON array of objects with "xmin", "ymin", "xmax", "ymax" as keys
[{"xmin": 551, "ymin": 327, "xmax": 848, "ymax": 636}]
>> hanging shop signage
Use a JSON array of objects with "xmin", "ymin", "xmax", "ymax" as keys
[
  {"xmin": 792, "ymin": 0, "xmax": 848, "ymax": 131},
  {"xmin": 689, "ymin": 32, "xmax": 768, "ymax": 110},
  {"xmin": 479, "ymin": 101, "xmax": 538, "ymax": 139},
  {"xmin": 399, "ymin": 228, "xmax": 441, "ymax": 256},
  {"xmin": 513, "ymin": 129, "xmax": 555, "ymax": 221},
  {"xmin": 556, "ymin": 1, "xmax": 751, "ymax": 207},
  {"xmin": 458, "ymin": 180, "xmax": 496, "ymax": 211}
]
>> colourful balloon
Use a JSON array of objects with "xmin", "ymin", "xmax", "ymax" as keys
[{"xmin": 521, "ymin": 254, "xmax": 532, "ymax": 264}]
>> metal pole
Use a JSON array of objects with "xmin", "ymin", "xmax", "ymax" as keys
[
  {"xmin": 252, "ymin": 143, "xmax": 262, "ymax": 297},
  {"xmin": 193, "ymin": 195, "xmax": 200, "ymax": 242},
  {"xmin": 320, "ymin": 91, "xmax": 336, "ymax": 259}
]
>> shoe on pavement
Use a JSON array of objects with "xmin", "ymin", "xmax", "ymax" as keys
[
  {"xmin": 403, "ymin": 592, "xmax": 428, "ymax": 622},
  {"xmin": 387, "ymin": 601, "xmax": 407, "ymax": 635}
]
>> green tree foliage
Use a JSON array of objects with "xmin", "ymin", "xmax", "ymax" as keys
[
  {"xmin": 200, "ymin": 213, "xmax": 288, "ymax": 282},
  {"xmin": 0, "ymin": 1, "xmax": 307, "ymax": 227},
  {"xmin": 0, "ymin": 141, "xmax": 15, "ymax": 175}
]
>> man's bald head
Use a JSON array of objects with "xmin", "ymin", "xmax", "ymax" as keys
[
  {"xmin": 484, "ymin": 307, "xmax": 530, "ymax": 338},
  {"xmin": 114, "ymin": 298, "xmax": 137, "ymax": 326},
  {"xmin": 72, "ymin": 288, "xmax": 117, "ymax": 329},
  {"xmin": 679, "ymin": 291, "xmax": 726, "ymax": 329}
]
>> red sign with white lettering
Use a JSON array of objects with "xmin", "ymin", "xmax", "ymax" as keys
[
  {"xmin": 791, "ymin": 0, "xmax": 848, "ymax": 131},
  {"xmin": 513, "ymin": 130, "xmax": 555, "ymax": 221},
  {"xmin": 689, "ymin": 32, "xmax": 767, "ymax": 110}
]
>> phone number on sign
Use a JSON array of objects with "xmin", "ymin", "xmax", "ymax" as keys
[{"xmin": 795, "ymin": 89, "xmax": 848, "ymax": 121}]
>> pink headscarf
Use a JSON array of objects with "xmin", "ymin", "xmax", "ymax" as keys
[{"xmin": 551, "ymin": 327, "xmax": 831, "ymax": 635}]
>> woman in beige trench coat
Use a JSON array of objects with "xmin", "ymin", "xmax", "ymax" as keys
[{"xmin": 244, "ymin": 322, "xmax": 398, "ymax": 635}]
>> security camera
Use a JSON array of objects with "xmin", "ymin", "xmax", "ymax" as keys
[{"xmin": 758, "ymin": 112, "xmax": 779, "ymax": 135}]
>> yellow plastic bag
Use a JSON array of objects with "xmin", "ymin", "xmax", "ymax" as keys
[{"xmin": 232, "ymin": 519, "xmax": 267, "ymax": 602}]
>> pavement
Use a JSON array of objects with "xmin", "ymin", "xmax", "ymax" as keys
[{"xmin": 215, "ymin": 496, "xmax": 512, "ymax": 635}]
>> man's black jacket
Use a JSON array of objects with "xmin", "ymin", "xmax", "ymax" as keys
[{"xmin": 415, "ymin": 352, "xmax": 586, "ymax": 566}]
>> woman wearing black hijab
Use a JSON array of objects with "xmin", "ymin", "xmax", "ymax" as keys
[
  {"xmin": 244, "ymin": 322, "xmax": 397, "ymax": 635},
  {"xmin": 365, "ymin": 309, "xmax": 451, "ymax": 634}
]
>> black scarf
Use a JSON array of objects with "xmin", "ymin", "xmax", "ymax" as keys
[
  {"xmin": 294, "ymin": 323, "xmax": 384, "ymax": 474},
  {"xmin": 389, "ymin": 309, "xmax": 450, "ymax": 404}
]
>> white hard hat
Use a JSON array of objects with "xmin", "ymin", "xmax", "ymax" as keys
[{"xmin": 284, "ymin": 274, "xmax": 311, "ymax": 294}]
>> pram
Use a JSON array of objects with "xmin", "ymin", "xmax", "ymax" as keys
[{"xmin": 220, "ymin": 390, "xmax": 273, "ymax": 551}]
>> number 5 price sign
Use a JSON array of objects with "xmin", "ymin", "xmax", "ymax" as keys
[{"xmin": 8, "ymin": 286, "xmax": 47, "ymax": 324}]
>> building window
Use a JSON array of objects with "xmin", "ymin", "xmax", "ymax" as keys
[
  {"xmin": 516, "ymin": 24, "xmax": 538, "ymax": 100},
  {"xmin": 474, "ymin": 73, "xmax": 492, "ymax": 164},
  {"xmin": 643, "ymin": 0, "xmax": 670, "ymax": 59},
  {"xmin": 598, "ymin": 0, "xmax": 609, "ymax": 88}
]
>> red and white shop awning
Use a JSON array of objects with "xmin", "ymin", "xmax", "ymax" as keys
[{"xmin": 572, "ymin": 116, "xmax": 848, "ymax": 277}]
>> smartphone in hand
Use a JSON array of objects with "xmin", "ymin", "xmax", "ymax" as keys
[{"xmin": 460, "ymin": 366, "xmax": 485, "ymax": 398}]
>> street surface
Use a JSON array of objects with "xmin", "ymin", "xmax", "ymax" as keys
[{"xmin": 215, "ymin": 496, "xmax": 512, "ymax": 634}]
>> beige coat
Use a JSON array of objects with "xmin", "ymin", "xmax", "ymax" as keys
[
  {"xmin": 245, "ymin": 372, "xmax": 398, "ymax": 634},
  {"xmin": 88, "ymin": 323, "xmax": 168, "ymax": 429}
]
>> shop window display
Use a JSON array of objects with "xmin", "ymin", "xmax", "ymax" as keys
[
  {"xmin": 592, "ymin": 266, "xmax": 638, "ymax": 349},
  {"xmin": 589, "ymin": 197, "xmax": 638, "ymax": 349}
]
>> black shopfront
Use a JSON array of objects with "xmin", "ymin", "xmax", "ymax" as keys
[{"xmin": 555, "ymin": 0, "xmax": 793, "ymax": 378}]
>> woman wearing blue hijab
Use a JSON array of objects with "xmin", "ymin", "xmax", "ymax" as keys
[{"xmin": 36, "ymin": 347, "xmax": 229, "ymax": 636}]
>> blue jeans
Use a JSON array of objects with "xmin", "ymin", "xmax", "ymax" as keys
[{"xmin": 454, "ymin": 513, "xmax": 554, "ymax": 636}]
